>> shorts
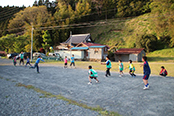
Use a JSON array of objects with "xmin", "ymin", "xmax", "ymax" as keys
[
  {"xmin": 143, "ymin": 74, "xmax": 150, "ymax": 80},
  {"xmin": 64, "ymin": 63, "xmax": 67, "ymax": 65},
  {"xmin": 89, "ymin": 76, "xmax": 97, "ymax": 79},
  {"xmin": 119, "ymin": 68, "xmax": 123, "ymax": 72},
  {"xmin": 129, "ymin": 69, "xmax": 135, "ymax": 73},
  {"xmin": 70, "ymin": 62, "xmax": 75, "ymax": 66}
]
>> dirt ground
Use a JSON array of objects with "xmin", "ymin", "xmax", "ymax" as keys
[{"xmin": 0, "ymin": 59, "xmax": 174, "ymax": 116}]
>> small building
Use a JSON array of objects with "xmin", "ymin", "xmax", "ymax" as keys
[
  {"xmin": 56, "ymin": 33, "xmax": 93, "ymax": 50},
  {"xmin": 114, "ymin": 48, "xmax": 145, "ymax": 62},
  {"xmin": 55, "ymin": 33, "xmax": 109, "ymax": 61},
  {"xmin": 71, "ymin": 42, "xmax": 109, "ymax": 61}
]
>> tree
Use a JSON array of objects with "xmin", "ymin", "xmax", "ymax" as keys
[
  {"xmin": 42, "ymin": 30, "xmax": 52, "ymax": 54},
  {"xmin": 75, "ymin": 0, "xmax": 91, "ymax": 22},
  {"xmin": 139, "ymin": 34, "xmax": 158, "ymax": 52},
  {"xmin": 8, "ymin": 6, "xmax": 52, "ymax": 49},
  {"xmin": 38, "ymin": 0, "xmax": 44, "ymax": 6},
  {"xmin": 33, "ymin": 0, "xmax": 38, "ymax": 6},
  {"xmin": 0, "ymin": 34, "xmax": 16, "ymax": 53}
]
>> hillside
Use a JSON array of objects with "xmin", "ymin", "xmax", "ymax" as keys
[
  {"xmin": 75, "ymin": 18, "xmax": 129, "ymax": 47},
  {"xmin": 76, "ymin": 9, "xmax": 174, "ymax": 53}
]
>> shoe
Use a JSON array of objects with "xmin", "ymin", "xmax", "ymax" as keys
[
  {"xmin": 37, "ymin": 72, "xmax": 40, "ymax": 73},
  {"xmin": 104, "ymin": 75, "xmax": 108, "ymax": 77},
  {"xmin": 88, "ymin": 82, "xmax": 92, "ymax": 85},
  {"xmin": 143, "ymin": 86, "xmax": 147, "ymax": 90},
  {"xmin": 147, "ymin": 84, "xmax": 150, "ymax": 88},
  {"xmin": 119, "ymin": 75, "xmax": 122, "ymax": 77},
  {"xmin": 96, "ymin": 81, "xmax": 99, "ymax": 83},
  {"xmin": 143, "ymin": 85, "xmax": 149, "ymax": 90}
]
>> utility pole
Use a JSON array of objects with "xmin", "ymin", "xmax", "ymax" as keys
[
  {"xmin": 30, "ymin": 23, "xmax": 34, "ymax": 63},
  {"xmin": 70, "ymin": 31, "xmax": 72, "ymax": 59}
]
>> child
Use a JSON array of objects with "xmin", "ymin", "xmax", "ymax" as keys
[
  {"xmin": 19, "ymin": 51, "xmax": 24, "ymax": 65},
  {"xmin": 118, "ymin": 60, "xmax": 124, "ymax": 77},
  {"xmin": 25, "ymin": 56, "xmax": 32, "ymax": 67},
  {"xmin": 128, "ymin": 60, "xmax": 136, "ymax": 77},
  {"xmin": 13, "ymin": 56, "xmax": 17, "ymax": 66},
  {"xmin": 64, "ymin": 56, "xmax": 68, "ymax": 68},
  {"xmin": 70, "ymin": 54, "xmax": 75, "ymax": 68},
  {"xmin": 140, "ymin": 56, "xmax": 151, "ymax": 90},
  {"xmin": 101, "ymin": 56, "xmax": 111, "ymax": 77},
  {"xmin": 88, "ymin": 65, "xmax": 99, "ymax": 85},
  {"xmin": 159, "ymin": 66, "xmax": 168, "ymax": 77},
  {"xmin": 30, "ymin": 56, "xmax": 44, "ymax": 73}
]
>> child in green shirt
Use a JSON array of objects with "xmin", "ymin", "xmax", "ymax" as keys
[{"xmin": 88, "ymin": 65, "xmax": 99, "ymax": 85}]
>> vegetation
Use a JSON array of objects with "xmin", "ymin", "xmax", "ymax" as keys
[
  {"xmin": 0, "ymin": 0, "xmax": 174, "ymax": 56},
  {"xmin": 0, "ymin": 0, "xmax": 151, "ymax": 53}
]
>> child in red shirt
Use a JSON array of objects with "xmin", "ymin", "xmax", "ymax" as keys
[{"xmin": 159, "ymin": 66, "xmax": 168, "ymax": 77}]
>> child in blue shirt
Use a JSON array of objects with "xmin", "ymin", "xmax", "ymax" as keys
[
  {"xmin": 88, "ymin": 65, "xmax": 99, "ymax": 85},
  {"xmin": 70, "ymin": 54, "xmax": 75, "ymax": 68},
  {"xmin": 25, "ymin": 56, "xmax": 32, "ymax": 67},
  {"xmin": 30, "ymin": 56, "xmax": 44, "ymax": 73},
  {"xmin": 140, "ymin": 56, "xmax": 151, "ymax": 90}
]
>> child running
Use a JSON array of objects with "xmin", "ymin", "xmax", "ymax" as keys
[
  {"xmin": 88, "ymin": 65, "xmax": 99, "ymax": 85},
  {"xmin": 70, "ymin": 54, "xmax": 75, "ymax": 68},
  {"xmin": 128, "ymin": 60, "xmax": 136, "ymax": 77},
  {"xmin": 140, "ymin": 56, "xmax": 151, "ymax": 90},
  {"xmin": 13, "ymin": 56, "xmax": 17, "ymax": 66},
  {"xmin": 25, "ymin": 56, "xmax": 32, "ymax": 67},
  {"xmin": 64, "ymin": 56, "xmax": 68, "ymax": 68},
  {"xmin": 101, "ymin": 56, "xmax": 111, "ymax": 77},
  {"xmin": 19, "ymin": 51, "xmax": 24, "ymax": 65},
  {"xmin": 118, "ymin": 60, "xmax": 124, "ymax": 77},
  {"xmin": 159, "ymin": 66, "xmax": 168, "ymax": 77},
  {"xmin": 30, "ymin": 56, "xmax": 44, "ymax": 73}
]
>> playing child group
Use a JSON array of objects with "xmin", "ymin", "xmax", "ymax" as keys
[{"xmin": 13, "ymin": 52, "xmax": 168, "ymax": 90}]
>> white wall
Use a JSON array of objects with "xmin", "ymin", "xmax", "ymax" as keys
[
  {"xmin": 88, "ymin": 48, "xmax": 102, "ymax": 60},
  {"xmin": 55, "ymin": 50, "xmax": 84, "ymax": 59},
  {"xmin": 129, "ymin": 54, "xmax": 138, "ymax": 61}
]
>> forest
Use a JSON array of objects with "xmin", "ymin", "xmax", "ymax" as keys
[{"xmin": 0, "ymin": 0, "xmax": 174, "ymax": 53}]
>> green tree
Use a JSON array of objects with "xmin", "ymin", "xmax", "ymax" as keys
[
  {"xmin": 8, "ymin": 6, "xmax": 52, "ymax": 49},
  {"xmin": 0, "ymin": 34, "xmax": 16, "ymax": 53},
  {"xmin": 75, "ymin": 0, "xmax": 91, "ymax": 21},
  {"xmin": 13, "ymin": 35, "xmax": 29, "ymax": 53},
  {"xmin": 42, "ymin": 30, "xmax": 52, "ymax": 54},
  {"xmin": 33, "ymin": 0, "xmax": 38, "ymax": 6},
  {"xmin": 38, "ymin": 0, "xmax": 44, "ymax": 6},
  {"xmin": 139, "ymin": 34, "xmax": 158, "ymax": 52}
]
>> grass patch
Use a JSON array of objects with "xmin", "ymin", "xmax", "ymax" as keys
[{"xmin": 15, "ymin": 83, "xmax": 121, "ymax": 116}]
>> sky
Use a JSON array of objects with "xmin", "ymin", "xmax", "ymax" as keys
[{"xmin": 0, "ymin": 0, "xmax": 35, "ymax": 7}]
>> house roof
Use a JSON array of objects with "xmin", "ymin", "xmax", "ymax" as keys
[
  {"xmin": 71, "ymin": 47, "xmax": 89, "ymax": 50},
  {"xmin": 76, "ymin": 42, "xmax": 109, "ymax": 48},
  {"xmin": 115, "ymin": 48, "xmax": 144, "ymax": 54},
  {"xmin": 83, "ymin": 43, "xmax": 105, "ymax": 47},
  {"xmin": 63, "ymin": 33, "xmax": 91, "ymax": 44}
]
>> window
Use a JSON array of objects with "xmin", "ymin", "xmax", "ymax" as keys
[{"xmin": 94, "ymin": 48, "xmax": 99, "ymax": 54}]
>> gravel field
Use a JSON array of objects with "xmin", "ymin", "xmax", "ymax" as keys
[{"xmin": 0, "ymin": 59, "xmax": 174, "ymax": 116}]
